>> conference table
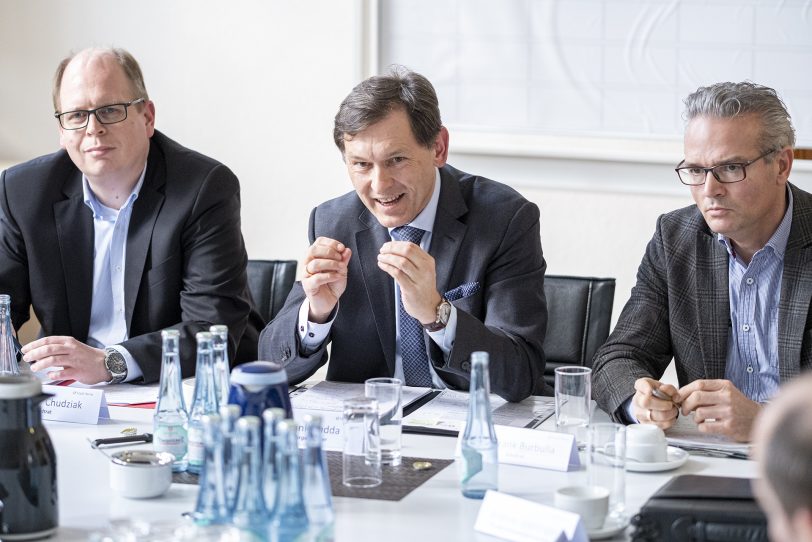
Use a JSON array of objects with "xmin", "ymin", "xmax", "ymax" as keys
[{"xmin": 46, "ymin": 388, "xmax": 757, "ymax": 542}]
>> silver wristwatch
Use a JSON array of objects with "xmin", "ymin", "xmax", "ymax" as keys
[
  {"xmin": 104, "ymin": 347, "xmax": 128, "ymax": 384},
  {"xmin": 423, "ymin": 298, "xmax": 452, "ymax": 332}
]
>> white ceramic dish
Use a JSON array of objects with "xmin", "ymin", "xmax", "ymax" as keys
[
  {"xmin": 109, "ymin": 449, "xmax": 174, "ymax": 499},
  {"xmin": 588, "ymin": 515, "xmax": 630, "ymax": 539},
  {"xmin": 625, "ymin": 445, "xmax": 689, "ymax": 473}
]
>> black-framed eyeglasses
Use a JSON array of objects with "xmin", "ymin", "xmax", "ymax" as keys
[
  {"xmin": 674, "ymin": 149, "xmax": 776, "ymax": 186},
  {"xmin": 54, "ymin": 98, "xmax": 146, "ymax": 130}
]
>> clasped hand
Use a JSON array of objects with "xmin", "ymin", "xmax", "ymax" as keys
[
  {"xmin": 302, "ymin": 236, "xmax": 440, "ymax": 325},
  {"xmin": 632, "ymin": 377, "xmax": 760, "ymax": 442}
]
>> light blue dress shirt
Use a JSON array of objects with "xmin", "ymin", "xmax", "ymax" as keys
[
  {"xmin": 299, "ymin": 170, "xmax": 455, "ymax": 387},
  {"xmin": 82, "ymin": 167, "xmax": 146, "ymax": 382},
  {"xmin": 719, "ymin": 186, "xmax": 793, "ymax": 403}
]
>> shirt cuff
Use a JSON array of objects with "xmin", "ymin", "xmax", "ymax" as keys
[
  {"xmin": 298, "ymin": 298, "xmax": 335, "ymax": 353},
  {"xmin": 622, "ymin": 395, "xmax": 639, "ymax": 424},
  {"xmin": 427, "ymin": 304, "xmax": 457, "ymax": 357},
  {"xmin": 108, "ymin": 344, "xmax": 143, "ymax": 383}
]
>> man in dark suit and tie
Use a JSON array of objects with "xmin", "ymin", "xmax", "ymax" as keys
[
  {"xmin": 0, "ymin": 47, "xmax": 259, "ymax": 384},
  {"xmin": 593, "ymin": 82, "xmax": 812, "ymax": 441},
  {"xmin": 259, "ymin": 67, "xmax": 547, "ymax": 401}
]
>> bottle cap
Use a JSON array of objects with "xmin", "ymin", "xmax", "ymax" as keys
[{"xmin": 230, "ymin": 361, "xmax": 287, "ymax": 386}]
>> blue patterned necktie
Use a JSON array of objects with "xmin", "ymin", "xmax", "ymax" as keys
[{"xmin": 390, "ymin": 226, "xmax": 433, "ymax": 387}]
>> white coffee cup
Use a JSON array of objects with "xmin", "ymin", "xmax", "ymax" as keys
[
  {"xmin": 626, "ymin": 424, "xmax": 668, "ymax": 463},
  {"xmin": 554, "ymin": 485, "xmax": 610, "ymax": 530}
]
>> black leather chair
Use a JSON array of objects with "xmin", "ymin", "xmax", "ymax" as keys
[
  {"xmin": 543, "ymin": 275, "xmax": 616, "ymax": 390},
  {"xmin": 246, "ymin": 259, "xmax": 298, "ymax": 324}
]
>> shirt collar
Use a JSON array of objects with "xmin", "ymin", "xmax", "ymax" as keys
[
  {"xmin": 387, "ymin": 168, "xmax": 441, "ymax": 234},
  {"xmin": 83, "ymin": 164, "xmax": 147, "ymax": 218},
  {"xmin": 717, "ymin": 184, "xmax": 794, "ymax": 260}
]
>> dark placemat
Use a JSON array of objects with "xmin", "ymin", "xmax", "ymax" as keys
[
  {"xmin": 173, "ymin": 452, "xmax": 453, "ymax": 503},
  {"xmin": 326, "ymin": 451, "xmax": 452, "ymax": 501}
]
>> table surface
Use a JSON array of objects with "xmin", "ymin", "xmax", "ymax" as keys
[{"xmin": 45, "ymin": 397, "xmax": 757, "ymax": 541}]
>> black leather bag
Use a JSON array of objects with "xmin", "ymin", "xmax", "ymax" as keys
[{"xmin": 631, "ymin": 474, "xmax": 768, "ymax": 542}]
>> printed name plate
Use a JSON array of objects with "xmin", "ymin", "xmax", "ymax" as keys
[
  {"xmin": 293, "ymin": 408, "xmax": 345, "ymax": 451},
  {"xmin": 41, "ymin": 385, "xmax": 110, "ymax": 424},
  {"xmin": 455, "ymin": 425, "xmax": 580, "ymax": 471},
  {"xmin": 475, "ymin": 490, "xmax": 587, "ymax": 542}
]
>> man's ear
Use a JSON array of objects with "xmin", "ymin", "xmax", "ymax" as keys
[{"xmin": 432, "ymin": 126, "xmax": 449, "ymax": 168}]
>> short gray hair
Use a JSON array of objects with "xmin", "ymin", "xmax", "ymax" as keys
[
  {"xmin": 333, "ymin": 65, "xmax": 442, "ymax": 153},
  {"xmin": 764, "ymin": 403, "xmax": 812, "ymax": 515},
  {"xmin": 53, "ymin": 47, "xmax": 149, "ymax": 112},
  {"xmin": 683, "ymin": 82, "xmax": 795, "ymax": 154}
]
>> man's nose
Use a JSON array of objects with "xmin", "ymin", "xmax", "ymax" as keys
[
  {"xmin": 85, "ymin": 113, "xmax": 106, "ymax": 136},
  {"xmin": 702, "ymin": 170, "xmax": 725, "ymax": 197}
]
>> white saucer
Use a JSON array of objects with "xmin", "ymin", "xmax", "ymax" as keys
[
  {"xmin": 588, "ymin": 515, "xmax": 629, "ymax": 540},
  {"xmin": 625, "ymin": 446, "xmax": 689, "ymax": 472}
]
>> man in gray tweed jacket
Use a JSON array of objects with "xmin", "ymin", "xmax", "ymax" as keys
[{"xmin": 593, "ymin": 82, "xmax": 812, "ymax": 442}]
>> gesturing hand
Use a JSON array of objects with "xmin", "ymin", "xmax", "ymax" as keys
[
  {"xmin": 631, "ymin": 377, "xmax": 680, "ymax": 430},
  {"xmin": 23, "ymin": 336, "xmax": 109, "ymax": 384},
  {"xmin": 677, "ymin": 379, "xmax": 761, "ymax": 442},
  {"xmin": 377, "ymin": 240, "xmax": 441, "ymax": 324},
  {"xmin": 302, "ymin": 237, "xmax": 352, "ymax": 323}
]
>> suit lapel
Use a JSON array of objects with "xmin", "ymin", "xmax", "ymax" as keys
[
  {"xmin": 54, "ymin": 172, "xmax": 93, "ymax": 339},
  {"xmin": 430, "ymin": 168, "xmax": 468, "ymax": 295},
  {"xmin": 124, "ymin": 141, "xmax": 165, "ymax": 331},
  {"xmin": 694, "ymin": 229, "xmax": 730, "ymax": 379},
  {"xmin": 356, "ymin": 211, "xmax": 397, "ymax": 375}
]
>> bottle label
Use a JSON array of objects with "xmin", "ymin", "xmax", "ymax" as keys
[
  {"xmin": 187, "ymin": 426, "xmax": 205, "ymax": 467},
  {"xmin": 154, "ymin": 424, "xmax": 188, "ymax": 459}
]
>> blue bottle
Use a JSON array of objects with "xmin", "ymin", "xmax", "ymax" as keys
[
  {"xmin": 210, "ymin": 325, "xmax": 231, "ymax": 407},
  {"xmin": 269, "ymin": 420, "xmax": 309, "ymax": 542},
  {"xmin": 228, "ymin": 362, "xmax": 293, "ymax": 419},
  {"xmin": 152, "ymin": 329, "xmax": 188, "ymax": 472},
  {"xmin": 187, "ymin": 331, "xmax": 220, "ymax": 474},
  {"xmin": 262, "ymin": 407, "xmax": 286, "ymax": 512},
  {"xmin": 459, "ymin": 351, "xmax": 499, "ymax": 499},
  {"xmin": 302, "ymin": 414, "xmax": 334, "ymax": 540},
  {"xmin": 193, "ymin": 413, "xmax": 229, "ymax": 525},
  {"xmin": 232, "ymin": 416, "xmax": 269, "ymax": 536}
]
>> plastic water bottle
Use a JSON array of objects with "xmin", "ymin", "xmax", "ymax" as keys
[
  {"xmin": 153, "ymin": 329, "xmax": 188, "ymax": 472},
  {"xmin": 187, "ymin": 332, "xmax": 219, "ymax": 474},
  {"xmin": 459, "ymin": 351, "xmax": 498, "ymax": 499}
]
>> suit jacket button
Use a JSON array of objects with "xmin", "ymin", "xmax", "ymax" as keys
[{"xmin": 461, "ymin": 361, "xmax": 471, "ymax": 372}]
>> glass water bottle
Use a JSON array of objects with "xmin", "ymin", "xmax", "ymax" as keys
[
  {"xmin": 210, "ymin": 325, "xmax": 231, "ymax": 407},
  {"xmin": 459, "ymin": 351, "xmax": 498, "ymax": 499},
  {"xmin": 187, "ymin": 331, "xmax": 220, "ymax": 474},
  {"xmin": 153, "ymin": 329, "xmax": 188, "ymax": 472},
  {"xmin": 0, "ymin": 294, "xmax": 20, "ymax": 376}
]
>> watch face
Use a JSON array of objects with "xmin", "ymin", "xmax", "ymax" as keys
[
  {"xmin": 438, "ymin": 300, "xmax": 452, "ymax": 324},
  {"xmin": 105, "ymin": 350, "xmax": 127, "ymax": 376}
]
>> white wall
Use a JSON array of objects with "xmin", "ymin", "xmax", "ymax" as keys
[{"xmin": 1, "ymin": 1, "xmax": 809, "ymax": 327}]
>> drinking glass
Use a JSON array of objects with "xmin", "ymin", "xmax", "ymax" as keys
[
  {"xmin": 555, "ymin": 366, "xmax": 592, "ymax": 442},
  {"xmin": 342, "ymin": 397, "xmax": 382, "ymax": 488},
  {"xmin": 364, "ymin": 377, "xmax": 403, "ymax": 466},
  {"xmin": 586, "ymin": 422, "xmax": 626, "ymax": 522}
]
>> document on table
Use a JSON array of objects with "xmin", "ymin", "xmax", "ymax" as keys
[
  {"xmin": 402, "ymin": 389, "xmax": 555, "ymax": 435},
  {"xmin": 665, "ymin": 415, "xmax": 751, "ymax": 458},
  {"xmin": 291, "ymin": 380, "xmax": 433, "ymax": 412}
]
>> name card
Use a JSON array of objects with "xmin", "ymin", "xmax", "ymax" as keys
[
  {"xmin": 41, "ymin": 385, "xmax": 110, "ymax": 424},
  {"xmin": 293, "ymin": 408, "xmax": 344, "ymax": 451},
  {"xmin": 475, "ymin": 490, "xmax": 587, "ymax": 542},
  {"xmin": 456, "ymin": 425, "xmax": 580, "ymax": 471},
  {"xmin": 496, "ymin": 426, "xmax": 580, "ymax": 471}
]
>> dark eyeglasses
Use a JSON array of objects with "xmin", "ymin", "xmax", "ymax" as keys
[
  {"xmin": 54, "ymin": 98, "xmax": 146, "ymax": 130},
  {"xmin": 674, "ymin": 149, "xmax": 776, "ymax": 186}
]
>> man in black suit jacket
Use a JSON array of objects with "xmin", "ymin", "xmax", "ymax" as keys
[
  {"xmin": 259, "ymin": 67, "xmax": 547, "ymax": 401},
  {"xmin": 0, "ymin": 47, "xmax": 259, "ymax": 384}
]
